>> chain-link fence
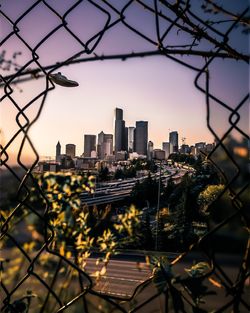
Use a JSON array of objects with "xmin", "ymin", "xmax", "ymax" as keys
[{"xmin": 1, "ymin": 1, "xmax": 249, "ymax": 312}]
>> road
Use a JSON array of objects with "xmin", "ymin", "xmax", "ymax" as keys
[
  {"xmin": 80, "ymin": 167, "xmax": 186, "ymax": 206},
  {"xmin": 83, "ymin": 254, "xmax": 249, "ymax": 312}
]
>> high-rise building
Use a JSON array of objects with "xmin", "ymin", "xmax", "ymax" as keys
[
  {"xmin": 162, "ymin": 142, "xmax": 170, "ymax": 159},
  {"xmin": 84, "ymin": 135, "xmax": 96, "ymax": 157},
  {"xmin": 97, "ymin": 131, "xmax": 113, "ymax": 159},
  {"xmin": 65, "ymin": 144, "xmax": 76, "ymax": 158},
  {"xmin": 124, "ymin": 127, "xmax": 128, "ymax": 152},
  {"xmin": 128, "ymin": 127, "xmax": 135, "ymax": 152},
  {"xmin": 134, "ymin": 121, "xmax": 148, "ymax": 155},
  {"xmin": 114, "ymin": 108, "xmax": 126, "ymax": 152},
  {"xmin": 56, "ymin": 141, "xmax": 61, "ymax": 162},
  {"xmin": 169, "ymin": 131, "xmax": 179, "ymax": 153},
  {"xmin": 147, "ymin": 140, "xmax": 154, "ymax": 160}
]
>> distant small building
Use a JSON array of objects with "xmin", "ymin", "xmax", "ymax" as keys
[
  {"xmin": 153, "ymin": 149, "xmax": 165, "ymax": 160},
  {"xmin": 180, "ymin": 144, "xmax": 190, "ymax": 154},
  {"xmin": 65, "ymin": 144, "xmax": 76, "ymax": 158},
  {"xmin": 38, "ymin": 162, "xmax": 60, "ymax": 173},
  {"xmin": 59, "ymin": 154, "xmax": 75, "ymax": 169},
  {"xmin": 115, "ymin": 151, "xmax": 127, "ymax": 161},
  {"xmin": 190, "ymin": 145, "xmax": 195, "ymax": 155},
  {"xmin": 75, "ymin": 157, "xmax": 97, "ymax": 170},
  {"xmin": 129, "ymin": 152, "xmax": 147, "ymax": 160},
  {"xmin": 205, "ymin": 143, "xmax": 214, "ymax": 153},
  {"xmin": 195, "ymin": 142, "xmax": 206, "ymax": 155}
]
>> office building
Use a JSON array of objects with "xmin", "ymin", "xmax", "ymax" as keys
[
  {"xmin": 162, "ymin": 142, "xmax": 170, "ymax": 159},
  {"xmin": 124, "ymin": 127, "xmax": 128, "ymax": 152},
  {"xmin": 128, "ymin": 127, "xmax": 135, "ymax": 152},
  {"xmin": 65, "ymin": 144, "xmax": 76, "ymax": 158},
  {"xmin": 97, "ymin": 131, "xmax": 113, "ymax": 159},
  {"xmin": 180, "ymin": 144, "xmax": 190, "ymax": 154},
  {"xmin": 115, "ymin": 150, "xmax": 127, "ymax": 161},
  {"xmin": 153, "ymin": 149, "xmax": 166, "ymax": 160},
  {"xmin": 114, "ymin": 108, "xmax": 126, "ymax": 152},
  {"xmin": 147, "ymin": 141, "xmax": 154, "ymax": 160},
  {"xmin": 56, "ymin": 141, "xmax": 61, "ymax": 162},
  {"xmin": 134, "ymin": 121, "xmax": 148, "ymax": 155},
  {"xmin": 169, "ymin": 131, "xmax": 179, "ymax": 153},
  {"xmin": 84, "ymin": 135, "xmax": 96, "ymax": 157},
  {"xmin": 195, "ymin": 142, "xmax": 206, "ymax": 155}
]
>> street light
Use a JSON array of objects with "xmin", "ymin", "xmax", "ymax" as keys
[{"xmin": 49, "ymin": 72, "xmax": 79, "ymax": 87}]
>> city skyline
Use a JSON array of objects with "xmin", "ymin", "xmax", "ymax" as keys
[
  {"xmin": 52, "ymin": 107, "xmax": 214, "ymax": 160},
  {"xmin": 1, "ymin": 1, "xmax": 247, "ymax": 165}
]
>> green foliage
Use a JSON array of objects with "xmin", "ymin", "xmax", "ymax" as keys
[
  {"xmin": 169, "ymin": 152, "xmax": 196, "ymax": 165},
  {"xmin": 130, "ymin": 173, "xmax": 160, "ymax": 207},
  {"xmin": 197, "ymin": 184, "xmax": 225, "ymax": 216},
  {"xmin": 33, "ymin": 172, "xmax": 141, "ymax": 270},
  {"xmin": 114, "ymin": 168, "xmax": 125, "ymax": 179},
  {"xmin": 98, "ymin": 165, "xmax": 109, "ymax": 181},
  {"xmin": 159, "ymin": 164, "xmax": 223, "ymax": 250},
  {"xmin": 130, "ymin": 159, "xmax": 157, "ymax": 172}
]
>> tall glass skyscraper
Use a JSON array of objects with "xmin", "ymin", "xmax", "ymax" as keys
[
  {"xmin": 84, "ymin": 135, "xmax": 96, "ymax": 157},
  {"xmin": 134, "ymin": 121, "xmax": 148, "ymax": 155},
  {"xmin": 128, "ymin": 126, "xmax": 135, "ymax": 152},
  {"xmin": 169, "ymin": 131, "xmax": 179, "ymax": 153},
  {"xmin": 114, "ymin": 108, "xmax": 126, "ymax": 152}
]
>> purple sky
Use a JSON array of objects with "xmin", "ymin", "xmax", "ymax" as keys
[{"xmin": 1, "ymin": 0, "xmax": 248, "ymax": 163}]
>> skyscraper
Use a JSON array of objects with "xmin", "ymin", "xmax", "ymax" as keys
[
  {"xmin": 84, "ymin": 135, "xmax": 96, "ymax": 157},
  {"xmin": 56, "ymin": 141, "xmax": 61, "ymax": 162},
  {"xmin": 97, "ymin": 131, "xmax": 113, "ymax": 159},
  {"xmin": 162, "ymin": 142, "xmax": 170, "ymax": 159},
  {"xmin": 169, "ymin": 131, "xmax": 179, "ymax": 153},
  {"xmin": 134, "ymin": 121, "xmax": 148, "ymax": 155},
  {"xmin": 114, "ymin": 108, "xmax": 126, "ymax": 152},
  {"xmin": 124, "ymin": 127, "xmax": 128, "ymax": 152},
  {"xmin": 65, "ymin": 144, "xmax": 76, "ymax": 158},
  {"xmin": 128, "ymin": 126, "xmax": 135, "ymax": 152},
  {"xmin": 147, "ymin": 140, "xmax": 154, "ymax": 160}
]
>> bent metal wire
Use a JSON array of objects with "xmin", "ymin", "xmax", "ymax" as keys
[{"xmin": 0, "ymin": 1, "xmax": 249, "ymax": 312}]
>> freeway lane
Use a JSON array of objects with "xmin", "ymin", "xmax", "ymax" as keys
[
  {"xmin": 82, "ymin": 255, "xmax": 249, "ymax": 312},
  {"xmin": 80, "ymin": 168, "xmax": 184, "ymax": 206},
  {"xmin": 85, "ymin": 258, "xmax": 152, "ymax": 298}
]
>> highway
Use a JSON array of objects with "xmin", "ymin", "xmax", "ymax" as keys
[
  {"xmin": 82, "ymin": 254, "xmax": 249, "ymax": 312},
  {"xmin": 85, "ymin": 258, "xmax": 152, "ymax": 298},
  {"xmin": 80, "ymin": 167, "xmax": 186, "ymax": 206}
]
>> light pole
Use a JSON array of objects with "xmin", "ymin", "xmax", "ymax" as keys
[{"xmin": 155, "ymin": 160, "xmax": 162, "ymax": 251}]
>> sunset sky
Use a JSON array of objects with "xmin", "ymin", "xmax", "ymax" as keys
[{"xmin": 1, "ymin": 0, "xmax": 248, "ymax": 164}]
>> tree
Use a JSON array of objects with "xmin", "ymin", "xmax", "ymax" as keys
[
  {"xmin": 98, "ymin": 165, "xmax": 109, "ymax": 181},
  {"xmin": 114, "ymin": 168, "xmax": 123, "ymax": 179},
  {"xmin": 130, "ymin": 173, "xmax": 160, "ymax": 207}
]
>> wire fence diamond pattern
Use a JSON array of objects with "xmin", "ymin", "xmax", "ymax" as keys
[{"xmin": 0, "ymin": 1, "xmax": 249, "ymax": 312}]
